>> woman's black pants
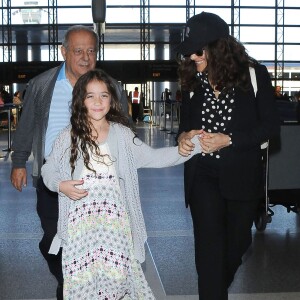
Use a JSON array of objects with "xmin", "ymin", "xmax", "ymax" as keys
[{"xmin": 188, "ymin": 162, "xmax": 259, "ymax": 300}]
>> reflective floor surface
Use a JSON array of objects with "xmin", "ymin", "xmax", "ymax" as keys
[{"xmin": 1, "ymin": 121, "xmax": 300, "ymax": 300}]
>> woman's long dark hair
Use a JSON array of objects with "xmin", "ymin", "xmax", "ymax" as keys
[
  {"xmin": 69, "ymin": 69, "xmax": 130, "ymax": 175},
  {"xmin": 177, "ymin": 35, "xmax": 258, "ymax": 92}
]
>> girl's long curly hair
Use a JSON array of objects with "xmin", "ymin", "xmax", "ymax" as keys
[
  {"xmin": 69, "ymin": 69, "xmax": 131, "ymax": 176},
  {"xmin": 177, "ymin": 35, "xmax": 258, "ymax": 92}
]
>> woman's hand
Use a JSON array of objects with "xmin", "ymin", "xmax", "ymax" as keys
[
  {"xmin": 200, "ymin": 131, "xmax": 231, "ymax": 153},
  {"xmin": 178, "ymin": 130, "xmax": 203, "ymax": 156},
  {"xmin": 59, "ymin": 180, "xmax": 88, "ymax": 200}
]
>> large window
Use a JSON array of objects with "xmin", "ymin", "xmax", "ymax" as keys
[{"xmin": 1, "ymin": 1, "xmax": 300, "ymax": 94}]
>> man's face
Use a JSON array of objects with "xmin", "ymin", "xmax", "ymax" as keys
[{"xmin": 61, "ymin": 30, "xmax": 97, "ymax": 85}]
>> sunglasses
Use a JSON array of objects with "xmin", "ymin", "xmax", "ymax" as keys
[{"xmin": 184, "ymin": 48, "xmax": 205, "ymax": 58}]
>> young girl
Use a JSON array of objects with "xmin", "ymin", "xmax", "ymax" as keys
[{"xmin": 41, "ymin": 69, "xmax": 201, "ymax": 299}]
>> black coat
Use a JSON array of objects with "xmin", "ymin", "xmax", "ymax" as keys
[{"xmin": 178, "ymin": 64, "xmax": 280, "ymax": 203}]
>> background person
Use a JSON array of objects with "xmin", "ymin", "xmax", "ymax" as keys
[
  {"xmin": 294, "ymin": 91, "xmax": 300, "ymax": 122},
  {"xmin": 274, "ymin": 85, "xmax": 283, "ymax": 98},
  {"xmin": 0, "ymin": 88, "xmax": 13, "ymax": 126},
  {"xmin": 175, "ymin": 12, "xmax": 280, "ymax": 299},
  {"xmin": 13, "ymin": 90, "xmax": 22, "ymax": 105},
  {"xmin": 12, "ymin": 91, "xmax": 22, "ymax": 128},
  {"xmin": 131, "ymin": 86, "xmax": 140, "ymax": 123},
  {"xmin": 10, "ymin": 25, "xmax": 128, "ymax": 300},
  {"xmin": 41, "ymin": 69, "xmax": 201, "ymax": 298},
  {"xmin": 0, "ymin": 86, "xmax": 12, "ymax": 104},
  {"xmin": 161, "ymin": 87, "xmax": 172, "ymax": 102},
  {"xmin": 0, "ymin": 93, "xmax": 4, "ymax": 126}
]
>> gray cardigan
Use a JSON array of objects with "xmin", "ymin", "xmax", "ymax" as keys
[
  {"xmin": 11, "ymin": 63, "xmax": 129, "ymax": 187},
  {"xmin": 41, "ymin": 123, "xmax": 201, "ymax": 263}
]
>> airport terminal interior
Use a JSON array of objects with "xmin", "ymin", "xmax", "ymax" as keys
[
  {"xmin": 1, "ymin": 1, "xmax": 300, "ymax": 300},
  {"xmin": 1, "ymin": 121, "xmax": 300, "ymax": 300}
]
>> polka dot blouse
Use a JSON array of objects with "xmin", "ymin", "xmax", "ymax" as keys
[{"xmin": 197, "ymin": 72, "xmax": 234, "ymax": 159}]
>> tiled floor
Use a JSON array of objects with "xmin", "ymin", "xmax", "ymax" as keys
[{"xmin": 1, "ymin": 122, "xmax": 300, "ymax": 300}]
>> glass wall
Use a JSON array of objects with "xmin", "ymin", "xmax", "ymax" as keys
[
  {"xmin": 3, "ymin": 1, "xmax": 300, "ymax": 61},
  {"xmin": 1, "ymin": 1, "xmax": 300, "ymax": 94}
]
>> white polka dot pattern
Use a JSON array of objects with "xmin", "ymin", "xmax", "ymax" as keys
[{"xmin": 197, "ymin": 72, "xmax": 235, "ymax": 159}]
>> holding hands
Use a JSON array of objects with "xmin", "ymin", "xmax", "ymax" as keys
[
  {"xmin": 178, "ymin": 130, "xmax": 231, "ymax": 155},
  {"xmin": 200, "ymin": 131, "xmax": 231, "ymax": 153},
  {"xmin": 178, "ymin": 129, "xmax": 203, "ymax": 156}
]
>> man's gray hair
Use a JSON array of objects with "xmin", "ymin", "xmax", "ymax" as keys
[{"xmin": 62, "ymin": 25, "xmax": 99, "ymax": 50}]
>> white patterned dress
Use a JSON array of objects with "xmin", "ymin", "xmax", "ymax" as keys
[{"xmin": 62, "ymin": 143, "xmax": 155, "ymax": 300}]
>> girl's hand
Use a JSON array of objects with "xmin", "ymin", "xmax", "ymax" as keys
[
  {"xmin": 200, "ymin": 131, "xmax": 231, "ymax": 153},
  {"xmin": 59, "ymin": 180, "xmax": 88, "ymax": 200},
  {"xmin": 178, "ymin": 130, "xmax": 203, "ymax": 156}
]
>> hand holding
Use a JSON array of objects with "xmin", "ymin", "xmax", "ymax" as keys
[
  {"xmin": 59, "ymin": 180, "xmax": 88, "ymax": 200},
  {"xmin": 178, "ymin": 129, "xmax": 203, "ymax": 156},
  {"xmin": 200, "ymin": 131, "xmax": 231, "ymax": 153}
]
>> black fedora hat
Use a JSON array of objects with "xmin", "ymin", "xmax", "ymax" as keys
[{"xmin": 174, "ymin": 12, "xmax": 229, "ymax": 56}]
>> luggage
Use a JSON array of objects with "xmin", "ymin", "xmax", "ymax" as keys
[{"xmin": 255, "ymin": 124, "xmax": 300, "ymax": 231}]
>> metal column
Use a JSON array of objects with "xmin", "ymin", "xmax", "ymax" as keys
[
  {"xmin": 48, "ymin": 0, "xmax": 59, "ymax": 62},
  {"xmin": 1, "ymin": 0, "xmax": 12, "ymax": 63},
  {"xmin": 275, "ymin": 0, "xmax": 285, "ymax": 89},
  {"xmin": 231, "ymin": 0, "xmax": 240, "ymax": 39}
]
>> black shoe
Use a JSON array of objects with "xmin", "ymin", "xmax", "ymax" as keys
[{"xmin": 56, "ymin": 283, "xmax": 63, "ymax": 300}]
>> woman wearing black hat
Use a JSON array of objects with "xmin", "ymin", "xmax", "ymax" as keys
[{"xmin": 175, "ymin": 12, "xmax": 280, "ymax": 299}]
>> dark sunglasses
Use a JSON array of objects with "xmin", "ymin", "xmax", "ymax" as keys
[{"xmin": 184, "ymin": 48, "xmax": 205, "ymax": 58}]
